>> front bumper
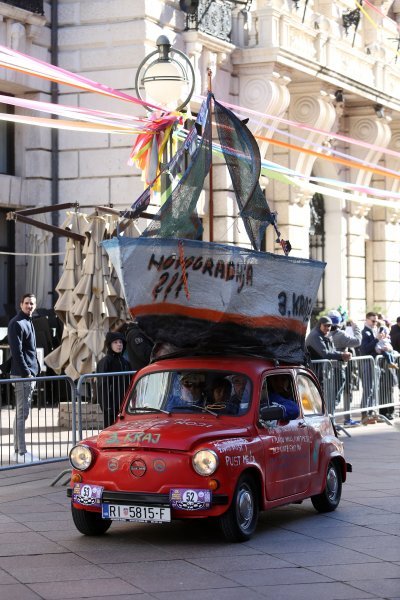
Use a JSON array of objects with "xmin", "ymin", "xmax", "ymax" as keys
[{"xmin": 67, "ymin": 488, "xmax": 229, "ymax": 507}]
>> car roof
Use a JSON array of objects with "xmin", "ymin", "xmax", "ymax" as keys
[{"xmin": 140, "ymin": 355, "xmax": 307, "ymax": 379}]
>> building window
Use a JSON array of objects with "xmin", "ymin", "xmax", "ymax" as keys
[
  {"xmin": 0, "ymin": 209, "xmax": 15, "ymax": 324},
  {"xmin": 309, "ymin": 193, "xmax": 325, "ymax": 318},
  {"xmin": 2, "ymin": 1, "xmax": 44, "ymax": 14},
  {"xmin": 0, "ymin": 100, "xmax": 14, "ymax": 175}
]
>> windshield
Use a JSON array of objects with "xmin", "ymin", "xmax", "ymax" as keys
[{"xmin": 126, "ymin": 370, "xmax": 252, "ymax": 416}]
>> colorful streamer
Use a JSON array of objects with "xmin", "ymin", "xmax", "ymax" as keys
[{"xmin": 0, "ymin": 44, "xmax": 162, "ymax": 109}]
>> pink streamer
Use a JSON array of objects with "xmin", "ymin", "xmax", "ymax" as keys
[
  {"xmin": 0, "ymin": 44, "xmax": 162, "ymax": 110},
  {"xmin": 0, "ymin": 94, "xmax": 178, "ymax": 133},
  {"xmin": 195, "ymin": 95, "xmax": 400, "ymax": 163}
]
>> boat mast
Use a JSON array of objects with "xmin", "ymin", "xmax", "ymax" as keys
[{"xmin": 207, "ymin": 67, "xmax": 214, "ymax": 243}]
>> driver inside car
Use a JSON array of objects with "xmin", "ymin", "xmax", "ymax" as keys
[
  {"xmin": 267, "ymin": 374, "xmax": 300, "ymax": 420},
  {"xmin": 166, "ymin": 373, "xmax": 206, "ymax": 411}
]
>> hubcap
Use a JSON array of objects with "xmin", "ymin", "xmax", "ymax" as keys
[
  {"xmin": 326, "ymin": 466, "xmax": 338, "ymax": 500},
  {"xmin": 237, "ymin": 485, "xmax": 253, "ymax": 529}
]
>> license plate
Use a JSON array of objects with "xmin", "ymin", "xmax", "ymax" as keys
[
  {"xmin": 102, "ymin": 503, "xmax": 171, "ymax": 523},
  {"xmin": 72, "ymin": 483, "xmax": 103, "ymax": 507},
  {"xmin": 170, "ymin": 488, "xmax": 212, "ymax": 510}
]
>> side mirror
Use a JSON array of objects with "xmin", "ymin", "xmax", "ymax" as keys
[{"xmin": 260, "ymin": 405, "xmax": 285, "ymax": 421}]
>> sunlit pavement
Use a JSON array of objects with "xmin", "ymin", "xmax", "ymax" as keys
[{"xmin": 0, "ymin": 421, "xmax": 399, "ymax": 600}]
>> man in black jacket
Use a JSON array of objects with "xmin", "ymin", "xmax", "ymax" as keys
[
  {"xmin": 390, "ymin": 317, "xmax": 400, "ymax": 353},
  {"xmin": 8, "ymin": 293, "xmax": 40, "ymax": 463},
  {"xmin": 358, "ymin": 312, "xmax": 382, "ymax": 422},
  {"xmin": 125, "ymin": 321, "xmax": 153, "ymax": 372}
]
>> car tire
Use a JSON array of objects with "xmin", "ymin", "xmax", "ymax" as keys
[
  {"xmin": 219, "ymin": 474, "xmax": 259, "ymax": 542},
  {"xmin": 311, "ymin": 460, "xmax": 342, "ymax": 512},
  {"xmin": 71, "ymin": 506, "xmax": 112, "ymax": 536}
]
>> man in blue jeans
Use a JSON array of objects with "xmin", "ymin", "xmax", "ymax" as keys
[{"xmin": 8, "ymin": 293, "xmax": 40, "ymax": 463}]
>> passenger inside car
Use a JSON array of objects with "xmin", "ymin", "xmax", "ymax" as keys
[{"xmin": 207, "ymin": 377, "xmax": 238, "ymax": 414}]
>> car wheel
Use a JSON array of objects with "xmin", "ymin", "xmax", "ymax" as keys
[
  {"xmin": 311, "ymin": 461, "xmax": 342, "ymax": 512},
  {"xmin": 71, "ymin": 506, "xmax": 112, "ymax": 536},
  {"xmin": 219, "ymin": 474, "xmax": 259, "ymax": 542}
]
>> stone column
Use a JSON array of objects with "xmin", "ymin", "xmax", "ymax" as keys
[
  {"xmin": 279, "ymin": 86, "xmax": 338, "ymax": 259},
  {"xmin": 369, "ymin": 208, "xmax": 400, "ymax": 318},
  {"xmin": 346, "ymin": 110, "xmax": 393, "ymax": 317}
]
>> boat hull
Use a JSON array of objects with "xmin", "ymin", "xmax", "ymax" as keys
[{"xmin": 103, "ymin": 237, "xmax": 325, "ymax": 363}]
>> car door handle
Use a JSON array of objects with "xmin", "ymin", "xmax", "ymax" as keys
[{"xmin": 297, "ymin": 421, "xmax": 307, "ymax": 428}]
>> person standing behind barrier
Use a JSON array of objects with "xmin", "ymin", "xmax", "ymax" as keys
[
  {"xmin": 96, "ymin": 332, "xmax": 132, "ymax": 428},
  {"xmin": 375, "ymin": 326, "xmax": 398, "ymax": 369},
  {"xmin": 359, "ymin": 312, "xmax": 380, "ymax": 423},
  {"xmin": 374, "ymin": 326, "xmax": 397, "ymax": 420},
  {"xmin": 328, "ymin": 310, "xmax": 361, "ymax": 427},
  {"xmin": 8, "ymin": 293, "xmax": 40, "ymax": 463},
  {"xmin": 305, "ymin": 316, "xmax": 351, "ymax": 414},
  {"xmin": 125, "ymin": 321, "xmax": 153, "ymax": 372},
  {"xmin": 390, "ymin": 317, "xmax": 400, "ymax": 354}
]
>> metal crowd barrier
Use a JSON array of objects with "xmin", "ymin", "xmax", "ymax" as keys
[
  {"xmin": 1, "ymin": 357, "xmax": 398, "ymax": 470},
  {"xmin": 0, "ymin": 371, "xmax": 135, "ymax": 470},
  {"xmin": 310, "ymin": 355, "xmax": 399, "ymax": 426},
  {"xmin": 0, "ymin": 374, "xmax": 76, "ymax": 469},
  {"xmin": 76, "ymin": 371, "xmax": 135, "ymax": 440}
]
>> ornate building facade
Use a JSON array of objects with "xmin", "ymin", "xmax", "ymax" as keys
[{"xmin": 0, "ymin": 0, "xmax": 399, "ymax": 323}]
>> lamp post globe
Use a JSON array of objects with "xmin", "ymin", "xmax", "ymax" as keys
[{"xmin": 135, "ymin": 35, "xmax": 195, "ymax": 112}]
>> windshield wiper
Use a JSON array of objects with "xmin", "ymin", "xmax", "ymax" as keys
[
  {"xmin": 172, "ymin": 404, "xmax": 218, "ymax": 417},
  {"xmin": 130, "ymin": 406, "xmax": 170, "ymax": 415}
]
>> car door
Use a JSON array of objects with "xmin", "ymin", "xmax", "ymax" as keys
[
  {"xmin": 296, "ymin": 372, "xmax": 327, "ymax": 476},
  {"xmin": 257, "ymin": 371, "xmax": 311, "ymax": 501}
]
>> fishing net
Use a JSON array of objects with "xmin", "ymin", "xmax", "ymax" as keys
[
  {"xmin": 142, "ymin": 94, "xmax": 212, "ymax": 240},
  {"xmin": 125, "ymin": 93, "xmax": 275, "ymax": 250}
]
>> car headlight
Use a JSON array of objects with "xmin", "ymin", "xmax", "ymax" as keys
[
  {"xmin": 69, "ymin": 445, "xmax": 93, "ymax": 471},
  {"xmin": 192, "ymin": 449, "xmax": 219, "ymax": 476}
]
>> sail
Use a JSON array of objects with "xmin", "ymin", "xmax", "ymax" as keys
[
  {"xmin": 124, "ymin": 94, "xmax": 275, "ymax": 250},
  {"xmin": 213, "ymin": 99, "xmax": 275, "ymax": 250}
]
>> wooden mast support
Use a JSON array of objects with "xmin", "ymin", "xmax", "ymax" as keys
[{"xmin": 207, "ymin": 67, "xmax": 214, "ymax": 243}]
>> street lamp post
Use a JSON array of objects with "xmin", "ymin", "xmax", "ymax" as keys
[
  {"xmin": 134, "ymin": 36, "xmax": 195, "ymax": 206},
  {"xmin": 135, "ymin": 35, "xmax": 195, "ymax": 112}
]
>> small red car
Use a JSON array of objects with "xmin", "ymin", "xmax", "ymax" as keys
[{"xmin": 68, "ymin": 356, "xmax": 351, "ymax": 542}]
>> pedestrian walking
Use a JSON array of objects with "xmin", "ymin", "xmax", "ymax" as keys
[{"xmin": 8, "ymin": 293, "xmax": 40, "ymax": 463}]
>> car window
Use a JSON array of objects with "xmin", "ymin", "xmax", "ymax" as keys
[
  {"xmin": 260, "ymin": 374, "xmax": 300, "ymax": 420},
  {"xmin": 297, "ymin": 374, "xmax": 323, "ymax": 416},
  {"xmin": 126, "ymin": 370, "xmax": 252, "ymax": 415}
]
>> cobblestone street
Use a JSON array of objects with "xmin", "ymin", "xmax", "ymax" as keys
[{"xmin": 0, "ymin": 422, "xmax": 399, "ymax": 600}]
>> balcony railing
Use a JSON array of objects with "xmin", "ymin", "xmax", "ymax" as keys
[
  {"xmin": 1, "ymin": 0, "xmax": 44, "ymax": 15},
  {"xmin": 184, "ymin": 0, "xmax": 233, "ymax": 43}
]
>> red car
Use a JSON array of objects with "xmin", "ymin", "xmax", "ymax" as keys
[{"xmin": 68, "ymin": 356, "xmax": 351, "ymax": 542}]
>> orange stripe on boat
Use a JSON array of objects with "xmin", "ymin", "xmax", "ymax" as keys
[{"xmin": 130, "ymin": 304, "xmax": 307, "ymax": 335}]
